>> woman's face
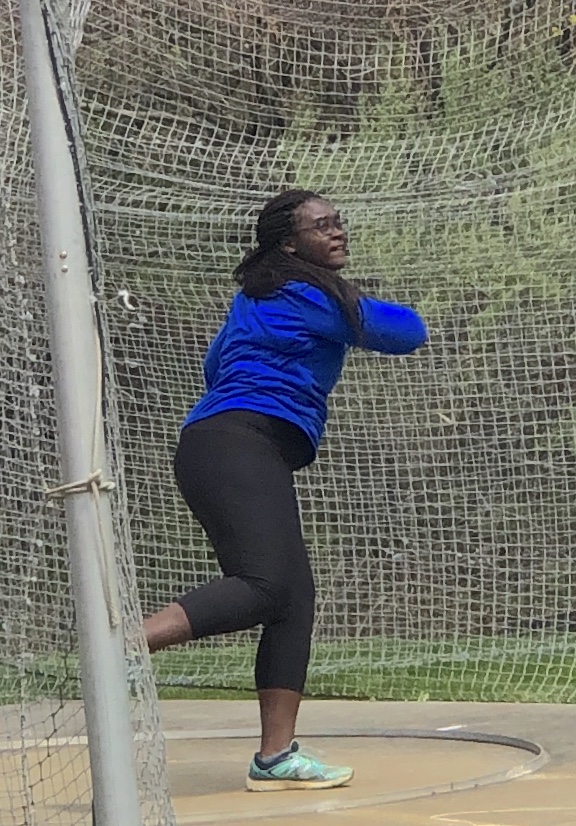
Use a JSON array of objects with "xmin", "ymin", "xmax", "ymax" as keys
[{"xmin": 285, "ymin": 198, "xmax": 348, "ymax": 271}]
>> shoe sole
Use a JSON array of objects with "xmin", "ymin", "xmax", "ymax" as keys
[{"xmin": 246, "ymin": 770, "xmax": 354, "ymax": 792}]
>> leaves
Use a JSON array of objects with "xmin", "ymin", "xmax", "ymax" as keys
[{"xmin": 78, "ymin": 2, "xmax": 576, "ymax": 647}]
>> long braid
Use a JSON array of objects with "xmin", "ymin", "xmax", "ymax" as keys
[{"xmin": 233, "ymin": 189, "xmax": 361, "ymax": 335}]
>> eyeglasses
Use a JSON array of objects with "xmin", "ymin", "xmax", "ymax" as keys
[{"xmin": 295, "ymin": 214, "xmax": 348, "ymax": 236}]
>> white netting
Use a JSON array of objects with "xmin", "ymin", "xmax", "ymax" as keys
[
  {"xmin": 74, "ymin": 0, "xmax": 576, "ymax": 701},
  {"xmin": 1, "ymin": 1, "xmax": 174, "ymax": 824},
  {"xmin": 2, "ymin": 0, "xmax": 576, "ymax": 818}
]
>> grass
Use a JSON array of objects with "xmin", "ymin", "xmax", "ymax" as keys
[{"xmin": 2, "ymin": 636, "xmax": 576, "ymax": 706}]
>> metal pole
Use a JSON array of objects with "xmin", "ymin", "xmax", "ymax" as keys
[{"xmin": 19, "ymin": 1, "xmax": 142, "ymax": 824}]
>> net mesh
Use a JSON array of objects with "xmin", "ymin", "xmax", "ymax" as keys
[
  {"xmin": 2, "ymin": 0, "xmax": 576, "ymax": 819},
  {"xmin": 1, "ymin": 1, "xmax": 173, "ymax": 823},
  {"xmin": 77, "ymin": 0, "xmax": 576, "ymax": 700}
]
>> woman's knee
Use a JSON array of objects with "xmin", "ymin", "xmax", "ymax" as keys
[
  {"xmin": 248, "ymin": 568, "xmax": 315, "ymax": 624},
  {"xmin": 248, "ymin": 575, "xmax": 293, "ymax": 619}
]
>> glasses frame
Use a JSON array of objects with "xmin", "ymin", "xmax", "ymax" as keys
[{"xmin": 294, "ymin": 214, "xmax": 348, "ymax": 236}]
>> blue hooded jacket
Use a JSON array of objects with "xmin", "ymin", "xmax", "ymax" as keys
[{"xmin": 183, "ymin": 281, "xmax": 427, "ymax": 454}]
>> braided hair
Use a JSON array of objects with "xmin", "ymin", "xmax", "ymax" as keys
[{"xmin": 233, "ymin": 189, "xmax": 361, "ymax": 335}]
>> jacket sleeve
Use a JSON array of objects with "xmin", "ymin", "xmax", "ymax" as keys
[
  {"xmin": 356, "ymin": 295, "xmax": 428, "ymax": 354},
  {"xmin": 295, "ymin": 284, "xmax": 428, "ymax": 354}
]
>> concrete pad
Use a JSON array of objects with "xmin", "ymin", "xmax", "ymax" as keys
[
  {"xmin": 0, "ymin": 744, "xmax": 91, "ymax": 825},
  {"xmin": 1, "ymin": 700, "xmax": 574, "ymax": 826},
  {"xmin": 169, "ymin": 735, "xmax": 536, "ymax": 824},
  {"xmin": 160, "ymin": 700, "xmax": 573, "ymax": 825},
  {"xmin": 0, "ymin": 734, "xmax": 539, "ymax": 826}
]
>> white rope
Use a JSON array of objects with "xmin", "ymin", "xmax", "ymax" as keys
[{"xmin": 45, "ymin": 469, "xmax": 115, "ymax": 499}]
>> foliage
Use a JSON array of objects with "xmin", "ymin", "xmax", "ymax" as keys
[
  {"xmin": 4, "ymin": 1, "xmax": 576, "ymax": 707},
  {"xmin": 94, "ymin": 12, "xmax": 576, "ymax": 641}
]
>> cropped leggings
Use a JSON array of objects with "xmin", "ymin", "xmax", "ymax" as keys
[{"xmin": 174, "ymin": 411, "xmax": 316, "ymax": 693}]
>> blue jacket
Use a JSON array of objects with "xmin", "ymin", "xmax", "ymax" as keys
[{"xmin": 183, "ymin": 281, "xmax": 427, "ymax": 454}]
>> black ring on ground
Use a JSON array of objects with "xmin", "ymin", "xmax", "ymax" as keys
[{"xmin": 165, "ymin": 727, "xmax": 549, "ymax": 824}]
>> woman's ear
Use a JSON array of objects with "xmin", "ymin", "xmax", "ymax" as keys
[{"xmin": 282, "ymin": 241, "xmax": 296, "ymax": 254}]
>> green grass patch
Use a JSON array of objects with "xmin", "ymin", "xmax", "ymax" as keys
[{"xmin": 3, "ymin": 637, "xmax": 575, "ymax": 705}]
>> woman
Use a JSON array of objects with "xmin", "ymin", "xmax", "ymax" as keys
[{"xmin": 144, "ymin": 189, "xmax": 428, "ymax": 791}]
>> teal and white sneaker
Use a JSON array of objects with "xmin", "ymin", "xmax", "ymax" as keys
[{"xmin": 246, "ymin": 741, "xmax": 354, "ymax": 791}]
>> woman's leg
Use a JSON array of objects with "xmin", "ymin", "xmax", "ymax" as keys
[
  {"xmin": 254, "ymin": 488, "xmax": 316, "ymax": 756},
  {"xmin": 144, "ymin": 603, "xmax": 191, "ymax": 652},
  {"xmin": 257, "ymin": 689, "xmax": 303, "ymax": 757},
  {"xmin": 183, "ymin": 449, "xmax": 315, "ymax": 759},
  {"xmin": 145, "ymin": 422, "xmax": 313, "ymax": 661},
  {"xmin": 145, "ymin": 422, "xmax": 351, "ymax": 789},
  {"xmin": 143, "ymin": 425, "xmax": 291, "ymax": 647}
]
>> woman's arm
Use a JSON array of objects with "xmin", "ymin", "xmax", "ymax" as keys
[
  {"xmin": 293, "ymin": 284, "xmax": 427, "ymax": 354},
  {"xmin": 356, "ymin": 295, "xmax": 428, "ymax": 354}
]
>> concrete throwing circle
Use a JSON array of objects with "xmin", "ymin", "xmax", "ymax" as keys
[
  {"xmin": 167, "ymin": 729, "xmax": 548, "ymax": 824},
  {"xmin": 0, "ymin": 728, "xmax": 548, "ymax": 825}
]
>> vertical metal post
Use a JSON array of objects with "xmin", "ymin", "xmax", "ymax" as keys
[{"xmin": 19, "ymin": 1, "xmax": 142, "ymax": 823}]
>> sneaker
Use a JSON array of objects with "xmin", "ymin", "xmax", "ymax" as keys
[{"xmin": 246, "ymin": 741, "xmax": 354, "ymax": 791}]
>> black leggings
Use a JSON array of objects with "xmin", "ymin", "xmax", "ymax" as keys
[{"xmin": 174, "ymin": 410, "xmax": 316, "ymax": 693}]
